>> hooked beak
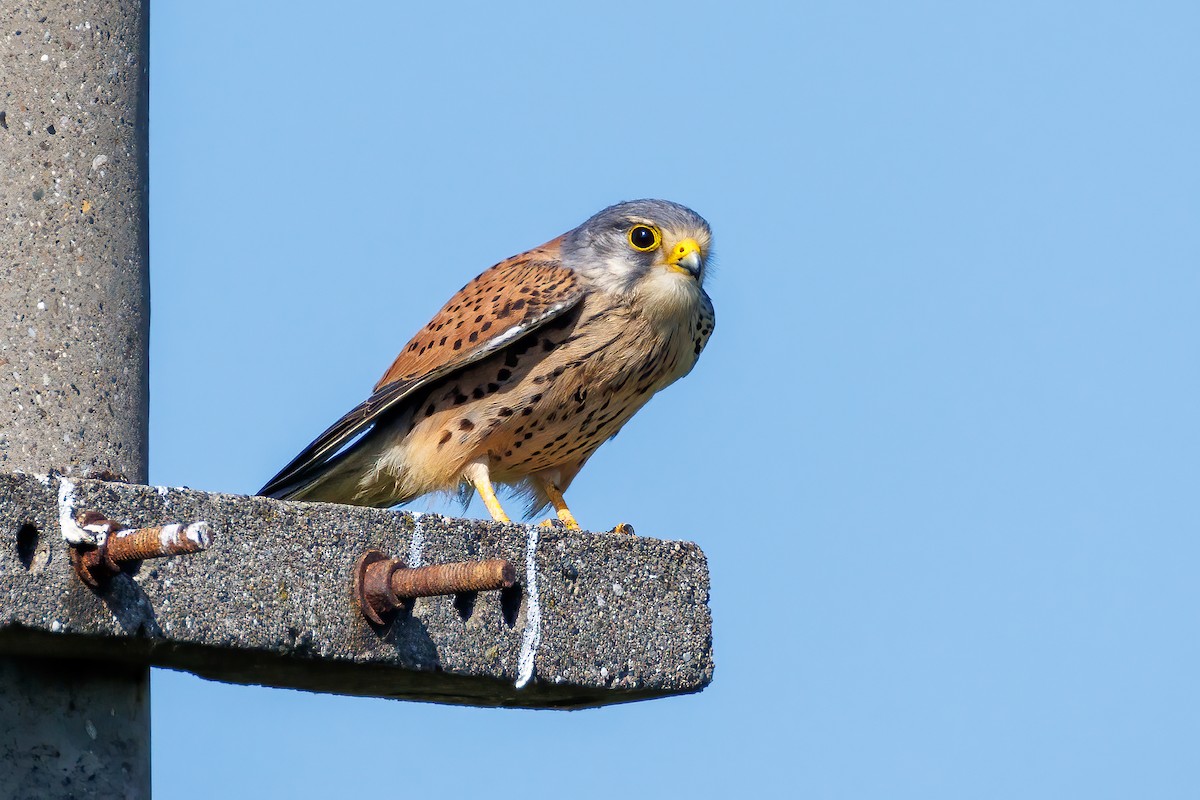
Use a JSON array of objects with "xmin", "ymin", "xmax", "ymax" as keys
[{"xmin": 665, "ymin": 238, "xmax": 704, "ymax": 279}]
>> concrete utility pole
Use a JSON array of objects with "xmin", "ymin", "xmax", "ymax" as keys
[
  {"xmin": 0, "ymin": 3, "xmax": 714, "ymax": 798},
  {"xmin": 0, "ymin": 0, "xmax": 151, "ymax": 797}
]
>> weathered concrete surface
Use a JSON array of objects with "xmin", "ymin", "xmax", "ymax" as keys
[
  {"xmin": 0, "ymin": 0, "xmax": 150, "ymax": 484},
  {"xmin": 0, "ymin": 473, "xmax": 714, "ymax": 708},
  {"xmin": 1, "ymin": 3, "xmax": 151, "ymax": 796},
  {"xmin": 0, "ymin": 657, "xmax": 148, "ymax": 797}
]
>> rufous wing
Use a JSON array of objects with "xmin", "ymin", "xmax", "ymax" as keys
[
  {"xmin": 373, "ymin": 237, "xmax": 578, "ymax": 389},
  {"xmin": 258, "ymin": 240, "xmax": 586, "ymax": 499}
]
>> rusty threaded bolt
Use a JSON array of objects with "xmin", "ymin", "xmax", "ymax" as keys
[
  {"xmin": 390, "ymin": 559, "xmax": 516, "ymax": 598},
  {"xmin": 107, "ymin": 521, "xmax": 211, "ymax": 562},
  {"xmin": 353, "ymin": 549, "xmax": 516, "ymax": 625},
  {"xmin": 69, "ymin": 510, "xmax": 213, "ymax": 590}
]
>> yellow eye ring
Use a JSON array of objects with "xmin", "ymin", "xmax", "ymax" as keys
[{"xmin": 627, "ymin": 225, "xmax": 661, "ymax": 252}]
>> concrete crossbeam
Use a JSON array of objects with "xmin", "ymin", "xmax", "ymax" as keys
[{"xmin": 0, "ymin": 472, "xmax": 714, "ymax": 708}]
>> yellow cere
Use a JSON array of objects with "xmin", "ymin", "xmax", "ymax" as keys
[{"xmin": 666, "ymin": 238, "xmax": 702, "ymax": 264}]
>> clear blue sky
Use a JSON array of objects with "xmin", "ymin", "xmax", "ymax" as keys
[{"xmin": 149, "ymin": 2, "xmax": 1199, "ymax": 797}]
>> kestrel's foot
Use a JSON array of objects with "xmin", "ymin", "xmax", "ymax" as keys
[
  {"xmin": 464, "ymin": 461, "xmax": 511, "ymax": 524},
  {"xmin": 611, "ymin": 522, "xmax": 636, "ymax": 536},
  {"xmin": 541, "ymin": 481, "xmax": 581, "ymax": 531}
]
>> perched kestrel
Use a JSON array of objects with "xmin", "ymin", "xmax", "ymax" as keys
[{"xmin": 259, "ymin": 199, "xmax": 715, "ymax": 530}]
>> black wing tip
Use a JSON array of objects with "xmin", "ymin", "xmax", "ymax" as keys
[
  {"xmin": 256, "ymin": 473, "xmax": 300, "ymax": 500},
  {"xmin": 256, "ymin": 451, "xmax": 318, "ymax": 500},
  {"xmin": 254, "ymin": 395, "xmax": 387, "ymax": 504}
]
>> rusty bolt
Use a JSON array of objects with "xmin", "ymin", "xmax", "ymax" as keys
[
  {"xmin": 70, "ymin": 510, "xmax": 212, "ymax": 589},
  {"xmin": 353, "ymin": 549, "xmax": 516, "ymax": 625}
]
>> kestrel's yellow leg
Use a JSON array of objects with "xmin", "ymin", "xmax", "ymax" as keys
[
  {"xmin": 464, "ymin": 461, "xmax": 510, "ymax": 523},
  {"xmin": 535, "ymin": 477, "xmax": 635, "ymax": 534},
  {"xmin": 541, "ymin": 481, "xmax": 581, "ymax": 531}
]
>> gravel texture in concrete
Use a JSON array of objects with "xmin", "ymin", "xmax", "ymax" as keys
[
  {"xmin": 0, "ymin": 657, "xmax": 148, "ymax": 798},
  {"xmin": 0, "ymin": 0, "xmax": 149, "ymax": 483},
  {"xmin": 0, "ymin": 473, "xmax": 714, "ymax": 708},
  {"xmin": 1, "ymin": 4, "xmax": 151, "ymax": 795}
]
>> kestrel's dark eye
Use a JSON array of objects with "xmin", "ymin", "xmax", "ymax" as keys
[{"xmin": 627, "ymin": 225, "xmax": 661, "ymax": 252}]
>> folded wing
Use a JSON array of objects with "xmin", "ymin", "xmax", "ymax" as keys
[{"xmin": 259, "ymin": 243, "xmax": 586, "ymax": 499}]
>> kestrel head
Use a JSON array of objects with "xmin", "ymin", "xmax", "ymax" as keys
[{"xmin": 561, "ymin": 199, "xmax": 712, "ymax": 303}]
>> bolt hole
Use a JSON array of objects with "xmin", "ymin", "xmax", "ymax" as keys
[
  {"xmin": 453, "ymin": 591, "xmax": 477, "ymax": 621},
  {"xmin": 500, "ymin": 583, "xmax": 523, "ymax": 629},
  {"xmin": 16, "ymin": 523, "xmax": 38, "ymax": 570}
]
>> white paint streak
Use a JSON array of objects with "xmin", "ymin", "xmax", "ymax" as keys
[
  {"xmin": 184, "ymin": 522, "xmax": 211, "ymax": 547},
  {"xmin": 406, "ymin": 512, "xmax": 424, "ymax": 567},
  {"xmin": 57, "ymin": 477, "xmax": 99, "ymax": 545},
  {"xmin": 514, "ymin": 524, "xmax": 542, "ymax": 690},
  {"xmin": 158, "ymin": 524, "xmax": 182, "ymax": 548},
  {"xmin": 129, "ymin": 521, "xmax": 209, "ymax": 550}
]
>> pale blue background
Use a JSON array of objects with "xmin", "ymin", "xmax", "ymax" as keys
[{"xmin": 149, "ymin": 2, "xmax": 1198, "ymax": 797}]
